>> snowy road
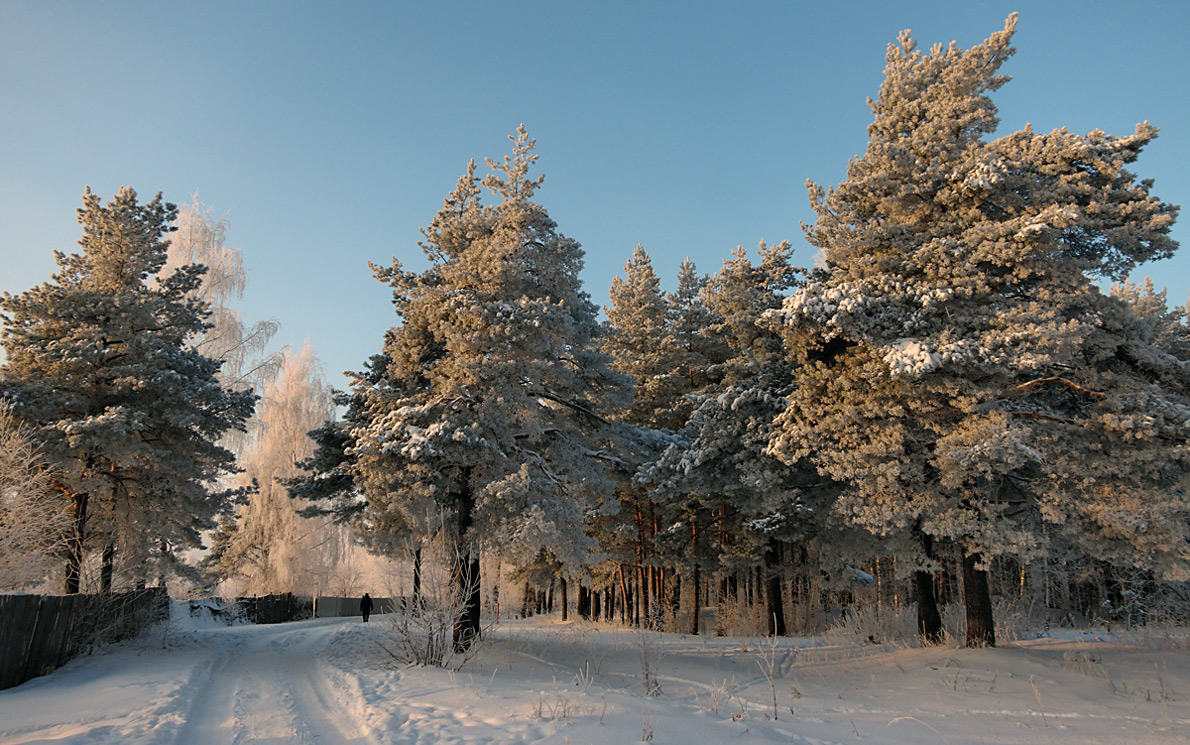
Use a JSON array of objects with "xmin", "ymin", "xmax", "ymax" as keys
[
  {"xmin": 174, "ymin": 620, "xmax": 376, "ymax": 745},
  {"xmin": 2, "ymin": 609, "xmax": 1189, "ymax": 745},
  {"xmin": 0, "ymin": 615, "xmax": 382, "ymax": 745}
]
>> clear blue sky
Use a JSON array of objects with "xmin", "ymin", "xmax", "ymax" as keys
[{"xmin": 3, "ymin": 1, "xmax": 1187, "ymax": 389}]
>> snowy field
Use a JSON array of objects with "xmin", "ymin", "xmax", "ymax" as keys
[{"xmin": 1, "ymin": 606, "xmax": 1189, "ymax": 745}]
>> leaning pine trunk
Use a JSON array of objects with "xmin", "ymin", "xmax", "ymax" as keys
[
  {"xmin": 962, "ymin": 551, "xmax": 996, "ymax": 647},
  {"xmin": 453, "ymin": 468, "xmax": 481, "ymax": 652}
]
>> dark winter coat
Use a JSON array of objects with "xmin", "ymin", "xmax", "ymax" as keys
[{"xmin": 360, "ymin": 594, "xmax": 374, "ymax": 614}]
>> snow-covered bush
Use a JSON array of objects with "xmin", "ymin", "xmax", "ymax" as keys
[
  {"xmin": 823, "ymin": 604, "xmax": 920, "ymax": 647},
  {"xmin": 373, "ymin": 547, "xmax": 486, "ymax": 669},
  {"xmin": 712, "ymin": 594, "xmax": 773, "ymax": 637}
]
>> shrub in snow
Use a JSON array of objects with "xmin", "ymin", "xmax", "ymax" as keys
[{"xmin": 373, "ymin": 547, "xmax": 486, "ymax": 669}]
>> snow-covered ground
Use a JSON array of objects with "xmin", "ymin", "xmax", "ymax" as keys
[{"xmin": 2, "ymin": 605, "xmax": 1188, "ymax": 744}]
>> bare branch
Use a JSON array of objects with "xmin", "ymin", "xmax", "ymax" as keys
[{"xmin": 1011, "ymin": 376, "xmax": 1106, "ymax": 399}]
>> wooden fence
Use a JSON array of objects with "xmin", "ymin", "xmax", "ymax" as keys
[
  {"xmin": 1, "ymin": 590, "xmax": 397, "ymax": 690},
  {"xmin": 0, "ymin": 588, "xmax": 168, "ymax": 691},
  {"xmin": 312, "ymin": 595, "xmax": 397, "ymax": 618},
  {"xmin": 234, "ymin": 593, "xmax": 313, "ymax": 625}
]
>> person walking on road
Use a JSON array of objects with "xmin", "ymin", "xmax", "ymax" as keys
[{"xmin": 360, "ymin": 593, "xmax": 374, "ymax": 623}]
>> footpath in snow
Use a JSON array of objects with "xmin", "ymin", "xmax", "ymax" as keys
[{"xmin": 1, "ymin": 606, "xmax": 1189, "ymax": 744}]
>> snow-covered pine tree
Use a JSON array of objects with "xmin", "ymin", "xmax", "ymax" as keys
[
  {"xmin": 604, "ymin": 246, "xmax": 684, "ymax": 430},
  {"xmin": 600, "ymin": 246, "xmax": 694, "ymax": 628},
  {"xmin": 351, "ymin": 128, "xmax": 627, "ymax": 649},
  {"xmin": 668, "ymin": 258, "xmax": 730, "ymax": 402},
  {"xmin": 642, "ymin": 242, "xmax": 820, "ymax": 635},
  {"xmin": 766, "ymin": 15, "xmax": 1185, "ymax": 645},
  {"xmin": 1110, "ymin": 278, "xmax": 1190, "ymax": 360},
  {"xmin": 0, "ymin": 188, "xmax": 256, "ymax": 592}
]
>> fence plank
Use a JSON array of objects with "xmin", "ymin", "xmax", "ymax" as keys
[
  {"xmin": 0, "ymin": 595, "xmax": 41, "ymax": 690},
  {"xmin": 0, "ymin": 590, "xmax": 170, "ymax": 691}
]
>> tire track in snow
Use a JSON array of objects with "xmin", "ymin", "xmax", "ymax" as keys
[
  {"xmin": 279, "ymin": 623, "xmax": 380, "ymax": 745},
  {"xmin": 173, "ymin": 620, "xmax": 378, "ymax": 745}
]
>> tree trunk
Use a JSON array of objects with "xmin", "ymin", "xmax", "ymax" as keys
[
  {"xmin": 578, "ymin": 583, "xmax": 590, "ymax": 619},
  {"xmin": 411, "ymin": 545, "xmax": 423, "ymax": 609},
  {"xmin": 962, "ymin": 551, "xmax": 995, "ymax": 647},
  {"xmin": 638, "ymin": 565, "xmax": 650, "ymax": 627},
  {"xmin": 689, "ymin": 520, "xmax": 701, "ymax": 635},
  {"xmin": 63, "ymin": 492, "xmax": 89, "ymax": 595},
  {"xmin": 915, "ymin": 533, "xmax": 944, "ymax": 644},
  {"xmin": 633, "ymin": 572, "xmax": 641, "ymax": 626},
  {"xmin": 492, "ymin": 567, "xmax": 500, "ymax": 618},
  {"xmin": 754, "ymin": 565, "xmax": 762, "ymax": 609},
  {"xmin": 670, "ymin": 573, "xmax": 681, "ymax": 621},
  {"xmin": 560, "ymin": 576, "xmax": 568, "ymax": 621},
  {"xmin": 915, "ymin": 570, "xmax": 944, "ymax": 644},
  {"xmin": 623, "ymin": 561, "xmax": 633, "ymax": 618},
  {"xmin": 453, "ymin": 468, "xmax": 481, "ymax": 652},
  {"xmin": 764, "ymin": 542, "xmax": 786, "ymax": 636},
  {"xmin": 101, "ymin": 544, "xmax": 115, "ymax": 594}
]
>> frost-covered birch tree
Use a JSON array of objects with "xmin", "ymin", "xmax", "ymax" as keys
[
  {"xmin": 162, "ymin": 197, "xmax": 282, "ymax": 398},
  {"xmin": 0, "ymin": 188, "xmax": 255, "ymax": 592},
  {"xmin": 352, "ymin": 127, "xmax": 627, "ymax": 649},
  {"xmin": 0, "ymin": 402, "xmax": 69, "ymax": 592},
  {"xmin": 206, "ymin": 344, "xmax": 352, "ymax": 594},
  {"xmin": 766, "ymin": 15, "xmax": 1186, "ymax": 645}
]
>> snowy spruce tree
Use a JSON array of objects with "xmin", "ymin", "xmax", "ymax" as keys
[
  {"xmin": 0, "ymin": 188, "xmax": 256, "ymax": 592},
  {"xmin": 766, "ymin": 15, "xmax": 1185, "ymax": 645},
  {"xmin": 351, "ymin": 128, "xmax": 627, "ymax": 648},
  {"xmin": 1110, "ymin": 277, "xmax": 1190, "ymax": 361},
  {"xmin": 603, "ymin": 245, "xmax": 685, "ymax": 430}
]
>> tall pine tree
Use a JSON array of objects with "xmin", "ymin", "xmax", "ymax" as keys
[
  {"xmin": 0, "ymin": 187, "xmax": 255, "ymax": 592},
  {"xmin": 351, "ymin": 128, "xmax": 627, "ymax": 648},
  {"xmin": 767, "ymin": 16, "xmax": 1185, "ymax": 645}
]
